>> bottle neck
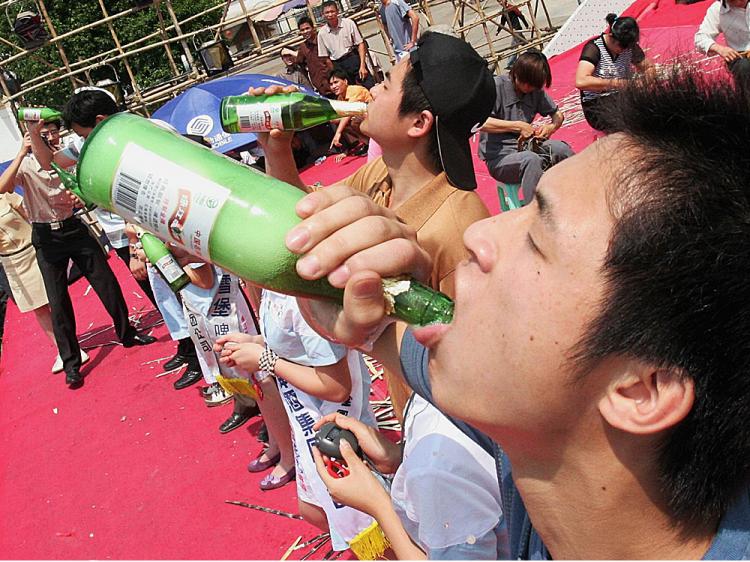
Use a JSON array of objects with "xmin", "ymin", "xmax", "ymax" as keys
[{"xmin": 329, "ymin": 100, "xmax": 368, "ymax": 117}]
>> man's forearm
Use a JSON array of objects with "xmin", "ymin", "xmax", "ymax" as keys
[
  {"xmin": 552, "ymin": 110, "xmax": 565, "ymax": 131},
  {"xmin": 0, "ymin": 153, "xmax": 24, "ymax": 194},
  {"xmin": 358, "ymin": 41, "xmax": 367, "ymax": 67},
  {"xmin": 262, "ymin": 143, "xmax": 310, "ymax": 193}
]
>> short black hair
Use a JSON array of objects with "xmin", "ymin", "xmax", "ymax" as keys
[
  {"xmin": 63, "ymin": 89, "xmax": 118, "ymax": 128},
  {"xmin": 297, "ymin": 15, "xmax": 313, "ymax": 27},
  {"xmin": 398, "ymin": 60, "xmax": 441, "ymax": 173},
  {"xmin": 573, "ymin": 67, "xmax": 750, "ymax": 530},
  {"xmin": 605, "ymin": 13, "xmax": 639, "ymax": 49},
  {"xmin": 509, "ymin": 49, "xmax": 552, "ymax": 89},
  {"xmin": 321, "ymin": 0, "xmax": 338, "ymax": 10},
  {"xmin": 328, "ymin": 68, "xmax": 349, "ymax": 82}
]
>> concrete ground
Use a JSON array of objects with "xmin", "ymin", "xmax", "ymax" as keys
[{"xmin": 243, "ymin": 0, "xmax": 580, "ymax": 77}]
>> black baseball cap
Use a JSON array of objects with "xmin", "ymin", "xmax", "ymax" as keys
[{"xmin": 409, "ymin": 32, "xmax": 496, "ymax": 190}]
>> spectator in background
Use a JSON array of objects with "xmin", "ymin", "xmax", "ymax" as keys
[
  {"xmin": 0, "ymin": 189, "xmax": 87, "ymax": 371},
  {"xmin": 277, "ymin": 47, "xmax": 314, "ymax": 90},
  {"xmin": 479, "ymin": 50, "xmax": 573, "ymax": 204},
  {"xmin": 695, "ymin": 0, "xmax": 750, "ymax": 91},
  {"xmin": 296, "ymin": 16, "xmax": 334, "ymax": 97},
  {"xmin": 328, "ymin": 68, "xmax": 372, "ymax": 155},
  {"xmin": 318, "ymin": 1, "xmax": 375, "ymax": 88},
  {"xmin": 8, "ymin": 117, "xmax": 154, "ymax": 389},
  {"xmin": 379, "ymin": 0, "xmax": 419, "ymax": 61},
  {"xmin": 576, "ymin": 13, "xmax": 653, "ymax": 131}
]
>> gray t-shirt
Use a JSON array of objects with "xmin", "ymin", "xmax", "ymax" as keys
[
  {"xmin": 380, "ymin": 0, "xmax": 412, "ymax": 53},
  {"xmin": 478, "ymin": 74, "xmax": 558, "ymax": 163}
]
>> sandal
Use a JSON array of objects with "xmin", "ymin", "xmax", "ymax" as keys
[{"xmin": 259, "ymin": 467, "xmax": 296, "ymax": 491}]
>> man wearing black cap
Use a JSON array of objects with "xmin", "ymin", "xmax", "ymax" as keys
[{"xmin": 248, "ymin": 30, "xmax": 496, "ymax": 418}]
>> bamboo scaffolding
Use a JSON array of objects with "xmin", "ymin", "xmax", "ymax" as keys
[{"xmin": 1, "ymin": 0, "xmax": 554, "ymax": 114}]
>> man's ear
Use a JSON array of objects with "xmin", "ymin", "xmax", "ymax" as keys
[
  {"xmin": 95, "ymin": 114, "xmax": 108, "ymax": 125},
  {"xmin": 598, "ymin": 361, "xmax": 694, "ymax": 435},
  {"xmin": 406, "ymin": 109, "xmax": 435, "ymax": 140}
]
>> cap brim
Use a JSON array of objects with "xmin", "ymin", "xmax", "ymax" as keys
[{"xmin": 435, "ymin": 116, "xmax": 477, "ymax": 190}]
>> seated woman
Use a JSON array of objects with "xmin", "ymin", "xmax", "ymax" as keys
[
  {"xmin": 575, "ymin": 13, "xmax": 653, "ymax": 131},
  {"xmin": 694, "ymin": 0, "xmax": 750, "ymax": 91}
]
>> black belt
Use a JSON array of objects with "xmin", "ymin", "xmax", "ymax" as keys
[
  {"xmin": 0, "ymin": 243, "xmax": 32, "ymax": 257},
  {"xmin": 32, "ymin": 216, "xmax": 79, "ymax": 231}
]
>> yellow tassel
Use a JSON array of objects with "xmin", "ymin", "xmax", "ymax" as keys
[
  {"xmin": 348, "ymin": 521, "xmax": 390, "ymax": 560},
  {"xmin": 216, "ymin": 376, "xmax": 258, "ymax": 400}
]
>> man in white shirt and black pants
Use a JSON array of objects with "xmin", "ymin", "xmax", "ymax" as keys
[{"xmin": 695, "ymin": 0, "xmax": 750, "ymax": 91}]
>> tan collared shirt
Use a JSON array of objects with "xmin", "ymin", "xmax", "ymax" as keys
[
  {"xmin": 15, "ymin": 154, "xmax": 75, "ymax": 223},
  {"xmin": 343, "ymin": 157, "xmax": 490, "ymax": 296},
  {"xmin": 0, "ymin": 193, "xmax": 32, "ymax": 254},
  {"xmin": 317, "ymin": 17, "xmax": 363, "ymax": 61}
]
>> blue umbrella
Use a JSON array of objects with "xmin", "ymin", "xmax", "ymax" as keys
[{"xmin": 151, "ymin": 73, "xmax": 316, "ymax": 153}]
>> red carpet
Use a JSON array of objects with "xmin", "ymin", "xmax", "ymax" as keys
[{"xmin": 0, "ymin": 1, "xmax": 723, "ymax": 557}]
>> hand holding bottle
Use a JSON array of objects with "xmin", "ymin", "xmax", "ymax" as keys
[
  {"xmin": 242, "ymin": 84, "xmax": 299, "ymax": 147},
  {"xmin": 286, "ymin": 184, "xmax": 433, "ymax": 348}
]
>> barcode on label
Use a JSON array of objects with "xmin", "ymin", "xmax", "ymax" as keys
[
  {"xmin": 239, "ymin": 115, "xmax": 257, "ymax": 131},
  {"xmin": 114, "ymin": 171, "xmax": 142, "ymax": 214}
]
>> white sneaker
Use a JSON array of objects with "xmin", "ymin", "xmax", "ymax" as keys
[
  {"xmin": 51, "ymin": 349, "xmax": 90, "ymax": 374},
  {"xmin": 204, "ymin": 385, "xmax": 233, "ymax": 407}
]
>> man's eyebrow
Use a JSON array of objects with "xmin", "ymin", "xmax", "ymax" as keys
[{"xmin": 535, "ymin": 190, "xmax": 556, "ymax": 231}]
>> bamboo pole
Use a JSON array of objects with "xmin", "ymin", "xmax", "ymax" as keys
[
  {"xmin": 0, "ymin": 35, "xmax": 59, "ymax": 71},
  {"xmin": 97, "ymin": 0, "xmax": 148, "ymax": 108},
  {"xmin": 369, "ymin": 2, "xmax": 396, "ymax": 64},
  {"xmin": 473, "ymin": 0, "xmax": 498, "ymax": 71},
  {"xmin": 154, "ymin": 2, "xmax": 181, "ymax": 76},
  {"xmin": 214, "ymin": 0, "xmax": 231, "ymax": 42},
  {"xmin": 165, "ymin": 0, "xmax": 197, "ymax": 70},
  {"xmin": 37, "ymin": 0, "xmax": 85, "ymax": 89},
  {"xmin": 237, "ymin": 0, "xmax": 263, "ymax": 52}
]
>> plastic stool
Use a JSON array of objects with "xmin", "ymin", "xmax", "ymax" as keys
[{"xmin": 497, "ymin": 183, "xmax": 524, "ymax": 212}]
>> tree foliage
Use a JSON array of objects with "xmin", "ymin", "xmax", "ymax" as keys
[{"xmin": 0, "ymin": 0, "xmax": 223, "ymax": 109}]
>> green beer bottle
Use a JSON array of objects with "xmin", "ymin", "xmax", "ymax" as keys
[
  {"xmin": 18, "ymin": 107, "xmax": 63, "ymax": 122},
  {"xmin": 73, "ymin": 113, "xmax": 452, "ymax": 327},
  {"xmin": 50, "ymin": 163, "xmax": 96, "ymax": 211},
  {"xmin": 221, "ymin": 93, "xmax": 367, "ymax": 133},
  {"xmin": 136, "ymin": 227, "xmax": 190, "ymax": 293}
]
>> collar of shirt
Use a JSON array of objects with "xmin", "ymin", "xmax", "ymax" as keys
[
  {"xmin": 500, "ymin": 75, "xmax": 521, "ymax": 109},
  {"xmin": 326, "ymin": 20, "xmax": 344, "ymax": 31}
]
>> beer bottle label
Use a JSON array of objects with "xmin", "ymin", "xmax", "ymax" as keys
[
  {"xmin": 235, "ymin": 103, "xmax": 284, "ymax": 131},
  {"xmin": 24, "ymin": 109, "xmax": 42, "ymax": 120},
  {"xmin": 111, "ymin": 143, "xmax": 230, "ymax": 259},
  {"xmin": 155, "ymin": 254, "xmax": 185, "ymax": 283}
]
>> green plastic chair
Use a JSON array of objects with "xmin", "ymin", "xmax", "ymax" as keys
[{"xmin": 497, "ymin": 182, "xmax": 524, "ymax": 212}]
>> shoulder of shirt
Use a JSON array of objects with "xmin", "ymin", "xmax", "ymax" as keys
[{"xmin": 344, "ymin": 157, "xmax": 389, "ymax": 190}]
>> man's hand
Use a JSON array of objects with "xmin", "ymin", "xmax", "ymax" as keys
[
  {"xmin": 534, "ymin": 123, "xmax": 556, "ymax": 140},
  {"xmin": 330, "ymin": 131, "xmax": 343, "ymax": 150},
  {"xmin": 517, "ymin": 121, "xmax": 536, "ymax": 140},
  {"xmin": 313, "ymin": 413, "xmax": 402, "ymax": 474},
  {"xmin": 130, "ymin": 255, "xmax": 148, "ymax": 281},
  {"xmin": 712, "ymin": 44, "xmax": 741, "ymax": 62},
  {"xmin": 19, "ymin": 133, "xmax": 32, "ymax": 156},
  {"xmin": 358, "ymin": 64, "xmax": 369, "ymax": 81},
  {"xmin": 312, "ymin": 440, "xmax": 390, "ymax": 516},
  {"xmin": 26, "ymin": 119, "xmax": 45, "ymax": 139},
  {"xmin": 285, "ymin": 184, "xmax": 431, "ymax": 347}
]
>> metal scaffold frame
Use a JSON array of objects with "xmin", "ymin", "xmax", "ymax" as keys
[{"xmin": 0, "ymin": 0, "xmax": 555, "ymax": 119}]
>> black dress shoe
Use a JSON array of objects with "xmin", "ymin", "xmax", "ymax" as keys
[
  {"xmin": 66, "ymin": 370, "xmax": 84, "ymax": 389},
  {"xmin": 122, "ymin": 331, "xmax": 157, "ymax": 348},
  {"xmin": 219, "ymin": 405, "xmax": 259, "ymax": 434},
  {"xmin": 163, "ymin": 353, "xmax": 187, "ymax": 371},
  {"xmin": 173, "ymin": 369, "xmax": 203, "ymax": 390}
]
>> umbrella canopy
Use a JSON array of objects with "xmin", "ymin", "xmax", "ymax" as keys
[{"xmin": 151, "ymin": 73, "xmax": 315, "ymax": 153}]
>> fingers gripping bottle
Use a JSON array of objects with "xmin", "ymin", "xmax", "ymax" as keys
[
  {"xmin": 73, "ymin": 113, "xmax": 453, "ymax": 326},
  {"xmin": 221, "ymin": 93, "xmax": 367, "ymax": 133}
]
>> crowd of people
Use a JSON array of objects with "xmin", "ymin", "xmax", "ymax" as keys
[{"xmin": 3, "ymin": 0, "xmax": 750, "ymax": 558}]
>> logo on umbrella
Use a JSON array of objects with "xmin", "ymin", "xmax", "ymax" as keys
[{"xmin": 187, "ymin": 115, "xmax": 214, "ymax": 137}]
